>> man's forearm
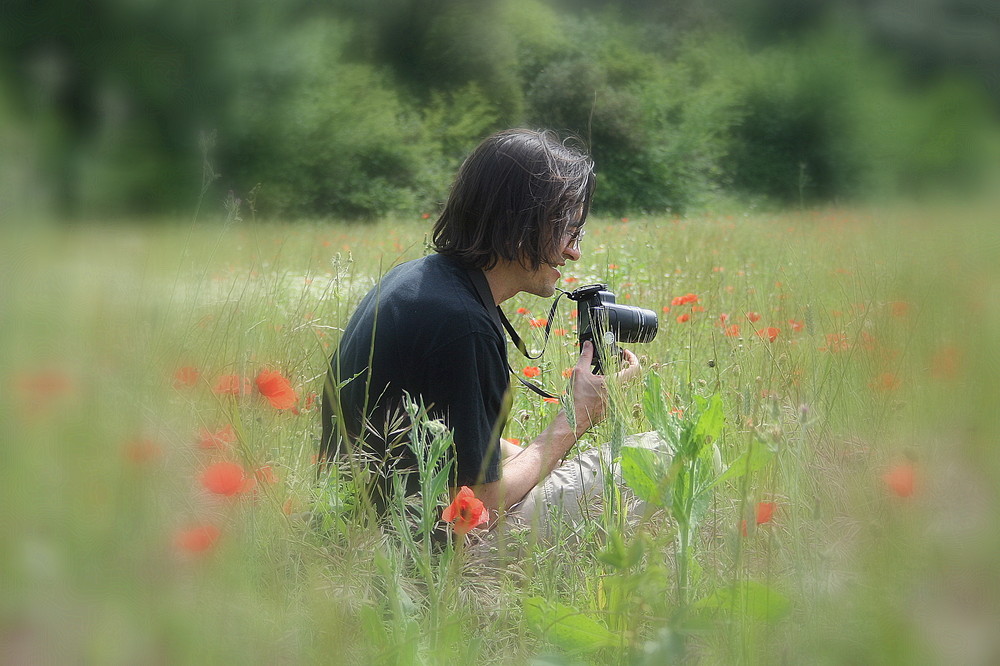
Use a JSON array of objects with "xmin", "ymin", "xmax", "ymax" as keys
[{"xmin": 493, "ymin": 409, "xmax": 585, "ymax": 511}]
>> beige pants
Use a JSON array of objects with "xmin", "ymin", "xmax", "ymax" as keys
[{"xmin": 504, "ymin": 431, "xmax": 669, "ymax": 541}]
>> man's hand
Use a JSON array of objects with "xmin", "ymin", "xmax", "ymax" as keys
[{"xmin": 567, "ymin": 341, "xmax": 641, "ymax": 436}]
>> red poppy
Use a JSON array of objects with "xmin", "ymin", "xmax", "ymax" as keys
[
  {"xmin": 561, "ymin": 368, "xmax": 574, "ymax": 378},
  {"xmin": 255, "ymin": 370, "xmax": 297, "ymax": 410},
  {"xmin": 516, "ymin": 307, "xmax": 530, "ymax": 315},
  {"xmin": 718, "ymin": 313, "xmax": 729, "ymax": 324},
  {"xmin": 543, "ymin": 397, "xmax": 560, "ymax": 404},
  {"xmin": 214, "ymin": 374, "xmax": 251, "ymax": 395},
  {"xmin": 530, "ymin": 317, "xmax": 548, "ymax": 328},
  {"xmin": 174, "ymin": 525, "xmax": 221, "ymax": 553},
  {"xmin": 608, "ymin": 264, "xmax": 619, "ymax": 270},
  {"xmin": 552, "ymin": 328, "xmax": 567, "ymax": 336},
  {"xmin": 746, "ymin": 312, "xmax": 761, "ymax": 323},
  {"xmin": 676, "ymin": 313, "xmax": 690, "ymax": 323},
  {"xmin": 741, "ymin": 502, "xmax": 777, "ymax": 535},
  {"xmin": 820, "ymin": 333, "xmax": 850, "ymax": 353},
  {"xmin": 201, "ymin": 461, "xmax": 248, "ymax": 497},
  {"xmin": 523, "ymin": 366, "xmax": 541, "ymax": 378},
  {"xmin": 563, "ymin": 276, "xmax": 579, "ymax": 284},
  {"xmin": 124, "ymin": 438, "xmax": 163, "ymax": 465},
  {"xmin": 661, "ymin": 306, "xmax": 671, "ymax": 313},
  {"xmin": 724, "ymin": 324, "xmax": 741, "ymax": 337},
  {"xmin": 756, "ymin": 327, "xmax": 780, "ymax": 342},
  {"xmin": 871, "ymin": 372, "xmax": 901, "ymax": 392},
  {"xmin": 787, "ymin": 319, "xmax": 804, "ymax": 332},
  {"xmin": 198, "ymin": 424, "xmax": 236, "ymax": 450},
  {"xmin": 506, "ymin": 437, "xmax": 521, "ymax": 446},
  {"xmin": 255, "ymin": 465, "xmax": 279, "ymax": 484},
  {"xmin": 756, "ymin": 501, "xmax": 776, "ymax": 524},
  {"xmin": 882, "ymin": 463, "xmax": 916, "ymax": 498},
  {"xmin": 173, "ymin": 366, "xmax": 200, "ymax": 388},
  {"xmin": 930, "ymin": 345, "xmax": 961, "ymax": 380},
  {"xmin": 442, "ymin": 486, "xmax": 490, "ymax": 535}
]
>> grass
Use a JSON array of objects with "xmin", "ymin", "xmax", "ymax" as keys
[{"xmin": 3, "ymin": 197, "xmax": 999, "ymax": 664}]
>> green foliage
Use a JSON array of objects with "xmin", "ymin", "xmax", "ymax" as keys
[{"xmin": 523, "ymin": 596, "xmax": 620, "ymax": 654}]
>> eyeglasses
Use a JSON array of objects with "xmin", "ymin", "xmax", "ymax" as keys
[{"xmin": 562, "ymin": 226, "xmax": 586, "ymax": 251}]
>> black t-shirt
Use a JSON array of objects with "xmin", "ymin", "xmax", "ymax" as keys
[{"xmin": 321, "ymin": 253, "xmax": 508, "ymax": 504}]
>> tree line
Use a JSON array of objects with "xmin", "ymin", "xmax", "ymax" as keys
[{"xmin": 2, "ymin": 0, "xmax": 997, "ymax": 220}]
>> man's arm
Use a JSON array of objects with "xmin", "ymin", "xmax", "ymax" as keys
[{"xmin": 466, "ymin": 341, "xmax": 640, "ymax": 513}]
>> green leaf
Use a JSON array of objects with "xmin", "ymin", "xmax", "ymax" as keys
[
  {"xmin": 596, "ymin": 530, "xmax": 645, "ymax": 570},
  {"xmin": 693, "ymin": 392, "xmax": 725, "ymax": 445},
  {"xmin": 523, "ymin": 597, "xmax": 620, "ymax": 653},
  {"xmin": 695, "ymin": 581, "xmax": 791, "ymax": 621},
  {"xmin": 620, "ymin": 446, "xmax": 671, "ymax": 509},
  {"xmin": 643, "ymin": 373, "xmax": 680, "ymax": 452},
  {"xmin": 710, "ymin": 442, "xmax": 774, "ymax": 490}
]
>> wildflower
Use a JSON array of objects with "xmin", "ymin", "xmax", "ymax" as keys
[
  {"xmin": 124, "ymin": 438, "xmax": 163, "ymax": 465},
  {"xmin": 871, "ymin": 372, "xmax": 901, "ymax": 392},
  {"xmin": 421, "ymin": 213, "xmax": 431, "ymax": 219},
  {"xmin": 543, "ymin": 397, "xmax": 560, "ymax": 404},
  {"xmin": 746, "ymin": 312, "xmax": 761, "ymax": 323},
  {"xmin": 442, "ymin": 486, "xmax": 490, "ymax": 535},
  {"xmin": 741, "ymin": 501, "xmax": 777, "ymax": 535},
  {"xmin": 530, "ymin": 317, "xmax": 548, "ymax": 328},
  {"xmin": 214, "ymin": 374, "xmax": 251, "ymax": 396},
  {"xmin": 201, "ymin": 461, "xmax": 249, "ymax": 497},
  {"xmin": 255, "ymin": 465, "xmax": 279, "ymax": 484},
  {"xmin": 198, "ymin": 424, "xmax": 235, "ymax": 450},
  {"xmin": 691, "ymin": 305, "xmax": 705, "ymax": 313},
  {"xmin": 930, "ymin": 345, "xmax": 961, "ymax": 380},
  {"xmin": 255, "ymin": 370, "xmax": 297, "ymax": 410},
  {"xmin": 756, "ymin": 327, "xmax": 780, "ymax": 342},
  {"xmin": 882, "ymin": 463, "xmax": 916, "ymax": 498},
  {"xmin": 787, "ymin": 319, "xmax": 804, "ymax": 332},
  {"xmin": 173, "ymin": 366, "xmax": 200, "ymax": 388},
  {"xmin": 608, "ymin": 264, "xmax": 619, "ymax": 270},
  {"xmin": 662, "ymin": 306, "xmax": 671, "ymax": 313},
  {"xmin": 506, "ymin": 437, "xmax": 521, "ymax": 446},
  {"xmin": 820, "ymin": 333, "xmax": 850, "ymax": 353},
  {"xmin": 523, "ymin": 366, "xmax": 541, "ymax": 378},
  {"xmin": 516, "ymin": 307, "xmax": 530, "ymax": 315},
  {"xmin": 552, "ymin": 328, "xmax": 567, "ymax": 336},
  {"xmin": 724, "ymin": 324, "xmax": 741, "ymax": 337},
  {"xmin": 561, "ymin": 368, "xmax": 574, "ymax": 378},
  {"xmin": 676, "ymin": 313, "xmax": 690, "ymax": 323},
  {"xmin": 174, "ymin": 525, "xmax": 221, "ymax": 553},
  {"xmin": 719, "ymin": 313, "xmax": 729, "ymax": 324},
  {"xmin": 756, "ymin": 502, "xmax": 776, "ymax": 524}
]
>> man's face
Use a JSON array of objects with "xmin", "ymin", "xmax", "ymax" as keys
[{"xmin": 517, "ymin": 224, "xmax": 584, "ymax": 298}]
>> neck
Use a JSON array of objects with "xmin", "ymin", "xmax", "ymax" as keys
[{"xmin": 482, "ymin": 261, "xmax": 521, "ymax": 305}]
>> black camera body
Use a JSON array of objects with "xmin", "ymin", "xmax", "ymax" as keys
[{"xmin": 567, "ymin": 284, "xmax": 658, "ymax": 374}]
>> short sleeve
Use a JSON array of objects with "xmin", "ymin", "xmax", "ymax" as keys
[{"xmin": 419, "ymin": 331, "xmax": 508, "ymax": 487}]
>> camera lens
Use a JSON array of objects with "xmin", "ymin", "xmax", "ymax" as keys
[{"xmin": 605, "ymin": 304, "xmax": 658, "ymax": 343}]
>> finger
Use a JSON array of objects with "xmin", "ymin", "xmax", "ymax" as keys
[
  {"xmin": 616, "ymin": 348, "xmax": 641, "ymax": 381},
  {"xmin": 576, "ymin": 340, "xmax": 594, "ymax": 367}
]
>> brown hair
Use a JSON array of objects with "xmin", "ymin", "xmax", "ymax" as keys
[{"xmin": 432, "ymin": 129, "xmax": 595, "ymax": 270}]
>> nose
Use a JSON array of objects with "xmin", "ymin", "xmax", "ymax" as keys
[{"xmin": 563, "ymin": 243, "xmax": 582, "ymax": 262}]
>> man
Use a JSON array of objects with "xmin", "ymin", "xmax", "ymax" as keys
[{"xmin": 321, "ymin": 128, "xmax": 641, "ymax": 527}]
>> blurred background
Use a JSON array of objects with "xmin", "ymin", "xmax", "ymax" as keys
[{"xmin": 2, "ymin": 0, "xmax": 999, "ymax": 223}]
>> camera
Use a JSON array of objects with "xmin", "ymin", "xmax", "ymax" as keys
[{"xmin": 567, "ymin": 284, "xmax": 658, "ymax": 374}]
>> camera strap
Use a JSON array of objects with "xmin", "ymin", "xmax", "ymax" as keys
[{"xmin": 466, "ymin": 267, "xmax": 564, "ymax": 400}]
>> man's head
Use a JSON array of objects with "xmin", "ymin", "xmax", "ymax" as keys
[{"xmin": 432, "ymin": 129, "xmax": 595, "ymax": 272}]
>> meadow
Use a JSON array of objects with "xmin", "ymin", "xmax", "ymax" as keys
[{"xmin": 3, "ymin": 198, "xmax": 999, "ymax": 664}]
